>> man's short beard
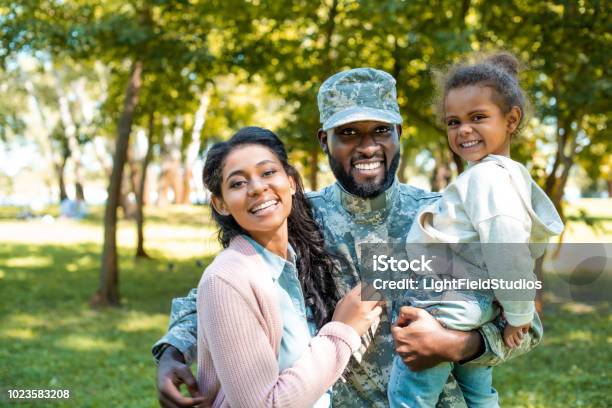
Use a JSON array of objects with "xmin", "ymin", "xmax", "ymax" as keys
[{"xmin": 327, "ymin": 150, "xmax": 400, "ymax": 199}]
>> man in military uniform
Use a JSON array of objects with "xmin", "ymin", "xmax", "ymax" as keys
[{"xmin": 153, "ymin": 68, "xmax": 542, "ymax": 407}]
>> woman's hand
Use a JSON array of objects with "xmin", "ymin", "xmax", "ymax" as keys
[{"xmin": 332, "ymin": 283, "xmax": 384, "ymax": 336}]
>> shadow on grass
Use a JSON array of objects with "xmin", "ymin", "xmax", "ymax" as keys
[
  {"xmin": 493, "ymin": 302, "xmax": 611, "ymax": 407},
  {"xmin": 0, "ymin": 241, "xmax": 213, "ymax": 406},
  {"xmin": 0, "ymin": 241, "xmax": 610, "ymax": 407},
  {"xmin": 0, "ymin": 242, "xmax": 212, "ymax": 316},
  {"xmin": 76, "ymin": 205, "xmax": 216, "ymax": 230},
  {"xmin": 0, "ymin": 205, "xmax": 217, "ymax": 231}
]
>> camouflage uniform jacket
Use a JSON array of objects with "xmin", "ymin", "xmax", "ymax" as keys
[{"xmin": 152, "ymin": 179, "xmax": 543, "ymax": 407}]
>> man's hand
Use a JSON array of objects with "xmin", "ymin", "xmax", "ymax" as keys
[
  {"xmin": 391, "ymin": 306, "xmax": 483, "ymax": 372},
  {"xmin": 157, "ymin": 345, "xmax": 207, "ymax": 407}
]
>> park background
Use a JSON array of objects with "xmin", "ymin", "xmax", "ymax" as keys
[{"xmin": 0, "ymin": 1, "xmax": 610, "ymax": 407}]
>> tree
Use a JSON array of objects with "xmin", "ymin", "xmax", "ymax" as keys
[
  {"xmin": 91, "ymin": 0, "xmax": 214, "ymax": 305},
  {"xmin": 477, "ymin": 0, "xmax": 610, "ymax": 218}
]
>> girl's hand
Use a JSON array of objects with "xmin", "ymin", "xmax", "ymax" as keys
[
  {"xmin": 332, "ymin": 283, "xmax": 384, "ymax": 336},
  {"xmin": 503, "ymin": 322, "xmax": 530, "ymax": 349}
]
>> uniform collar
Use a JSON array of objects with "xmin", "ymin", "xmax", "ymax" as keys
[{"xmin": 333, "ymin": 178, "xmax": 399, "ymax": 222}]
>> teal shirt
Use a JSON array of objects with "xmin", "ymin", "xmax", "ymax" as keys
[
  {"xmin": 244, "ymin": 236, "xmax": 331, "ymax": 408},
  {"xmin": 242, "ymin": 236, "xmax": 310, "ymax": 371}
]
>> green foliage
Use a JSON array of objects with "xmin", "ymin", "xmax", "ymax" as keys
[
  {"xmin": 476, "ymin": 0, "xmax": 611, "ymax": 189},
  {"xmin": 0, "ymin": 68, "xmax": 27, "ymax": 141},
  {"xmin": 0, "ymin": 0, "xmax": 609, "ymax": 193}
]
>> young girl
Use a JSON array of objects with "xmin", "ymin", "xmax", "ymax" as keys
[
  {"xmin": 197, "ymin": 127, "xmax": 383, "ymax": 407},
  {"xmin": 388, "ymin": 53, "xmax": 564, "ymax": 407}
]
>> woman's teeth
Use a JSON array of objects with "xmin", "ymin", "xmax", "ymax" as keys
[
  {"xmin": 251, "ymin": 200, "xmax": 278, "ymax": 213},
  {"xmin": 460, "ymin": 140, "xmax": 481, "ymax": 148},
  {"xmin": 354, "ymin": 162, "xmax": 383, "ymax": 171}
]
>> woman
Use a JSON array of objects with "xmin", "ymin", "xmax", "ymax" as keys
[{"xmin": 197, "ymin": 127, "xmax": 382, "ymax": 407}]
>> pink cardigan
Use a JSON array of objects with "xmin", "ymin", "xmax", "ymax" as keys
[{"xmin": 196, "ymin": 235, "xmax": 361, "ymax": 408}]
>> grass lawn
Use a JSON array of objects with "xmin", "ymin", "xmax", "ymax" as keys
[{"xmin": 0, "ymin": 201, "xmax": 610, "ymax": 407}]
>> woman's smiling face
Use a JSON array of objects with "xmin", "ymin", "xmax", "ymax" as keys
[{"xmin": 212, "ymin": 144, "xmax": 295, "ymax": 242}]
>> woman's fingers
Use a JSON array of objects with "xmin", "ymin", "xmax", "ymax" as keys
[
  {"xmin": 349, "ymin": 283, "xmax": 362, "ymax": 296},
  {"xmin": 367, "ymin": 305, "xmax": 383, "ymax": 320}
]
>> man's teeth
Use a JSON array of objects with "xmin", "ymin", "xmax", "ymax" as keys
[
  {"xmin": 251, "ymin": 200, "xmax": 277, "ymax": 212},
  {"xmin": 460, "ymin": 140, "xmax": 481, "ymax": 148},
  {"xmin": 354, "ymin": 162, "xmax": 382, "ymax": 170}
]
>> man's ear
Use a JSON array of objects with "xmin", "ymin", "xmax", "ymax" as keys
[
  {"xmin": 506, "ymin": 107, "xmax": 522, "ymax": 135},
  {"xmin": 211, "ymin": 195, "xmax": 230, "ymax": 216},
  {"xmin": 396, "ymin": 124, "xmax": 403, "ymax": 138},
  {"xmin": 317, "ymin": 129, "xmax": 329, "ymax": 153}
]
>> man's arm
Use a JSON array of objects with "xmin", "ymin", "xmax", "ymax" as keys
[
  {"xmin": 153, "ymin": 288, "xmax": 204, "ymax": 408},
  {"xmin": 391, "ymin": 306, "xmax": 483, "ymax": 371},
  {"xmin": 152, "ymin": 288, "xmax": 199, "ymax": 364},
  {"xmin": 391, "ymin": 305, "xmax": 542, "ymax": 370}
]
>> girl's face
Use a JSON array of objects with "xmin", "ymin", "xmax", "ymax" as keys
[
  {"xmin": 444, "ymin": 85, "xmax": 521, "ymax": 162},
  {"xmin": 212, "ymin": 144, "xmax": 295, "ymax": 243}
]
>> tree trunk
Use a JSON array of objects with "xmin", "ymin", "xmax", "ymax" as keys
[
  {"xmin": 397, "ymin": 141, "xmax": 411, "ymax": 184},
  {"xmin": 180, "ymin": 167, "xmax": 193, "ymax": 204},
  {"xmin": 55, "ymin": 156, "xmax": 68, "ymax": 202},
  {"xmin": 158, "ymin": 160, "xmax": 182, "ymax": 205},
  {"xmin": 119, "ymin": 170, "xmax": 136, "ymax": 219},
  {"xmin": 135, "ymin": 113, "xmax": 154, "ymax": 258},
  {"xmin": 75, "ymin": 182, "xmax": 85, "ymax": 201},
  {"xmin": 54, "ymin": 69, "xmax": 87, "ymax": 202},
  {"xmin": 607, "ymin": 178, "xmax": 612, "ymax": 197},
  {"xmin": 430, "ymin": 148, "xmax": 453, "ymax": 192},
  {"xmin": 430, "ymin": 162, "xmax": 452, "ymax": 192},
  {"xmin": 305, "ymin": 0, "xmax": 336, "ymax": 193},
  {"xmin": 536, "ymin": 119, "xmax": 578, "ymax": 314},
  {"xmin": 157, "ymin": 122, "xmax": 183, "ymax": 205},
  {"xmin": 93, "ymin": 136, "xmax": 113, "ymax": 178},
  {"xmin": 92, "ymin": 60, "xmax": 143, "ymax": 308},
  {"xmin": 308, "ymin": 146, "xmax": 319, "ymax": 191},
  {"xmin": 23, "ymin": 77, "xmax": 66, "ymax": 203},
  {"xmin": 180, "ymin": 91, "xmax": 210, "ymax": 204}
]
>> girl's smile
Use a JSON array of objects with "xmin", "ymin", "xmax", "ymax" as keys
[{"xmin": 444, "ymin": 85, "xmax": 520, "ymax": 162}]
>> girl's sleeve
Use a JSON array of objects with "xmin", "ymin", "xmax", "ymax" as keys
[
  {"xmin": 198, "ymin": 275, "xmax": 361, "ymax": 408},
  {"xmin": 461, "ymin": 162, "xmax": 536, "ymax": 326},
  {"xmin": 449, "ymin": 163, "xmax": 544, "ymax": 366},
  {"xmin": 477, "ymin": 216, "xmax": 536, "ymax": 326}
]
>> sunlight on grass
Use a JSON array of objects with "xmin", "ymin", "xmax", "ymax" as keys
[
  {"xmin": 560, "ymin": 302, "xmax": 598, "ymax": 314},
  {"xmin": 9, "ymin": 314, "xmax": 47, "ymax": 328},
  {"xmin": 565, "ymin": 330, "xmax": 594, "ymax": 343},
  {"xmin": 1, "ymin": 328, "xmax": 35, "ymax": 340},
  {"xmin": 0, "ymin": 220, "xmax": 102, "ymax": 244},
  {"xmin": 4, "ymin": 255, "xmax": 53, "ymax": 268},
  {"xmin": 57, "ymin": 334, "xmax": 125, "ymax": 352},
  {"xmin": 117, "ymin": 312, "xmax": 168, "ymax": 333}
]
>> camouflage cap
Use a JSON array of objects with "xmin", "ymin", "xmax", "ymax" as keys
[{"xmin": 317, "ymin": 68, "xmax": 403, "ymax": 131}]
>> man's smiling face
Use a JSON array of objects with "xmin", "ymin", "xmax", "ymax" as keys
[{"xmin": 318, "ymin": 120, "xmax": 401, "ymax": 199}]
